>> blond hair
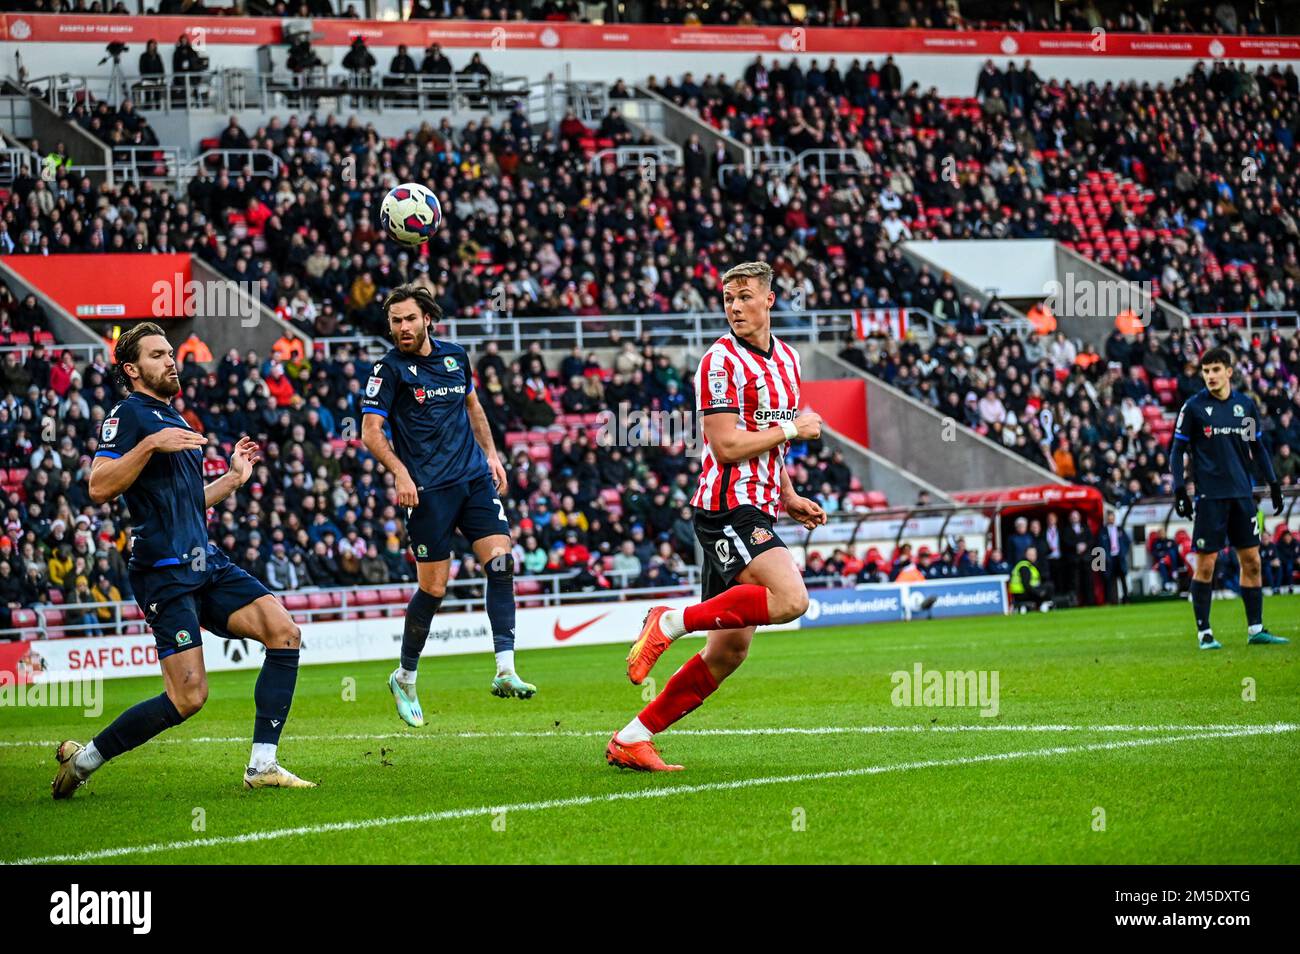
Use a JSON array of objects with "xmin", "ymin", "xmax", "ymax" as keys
[{"xmin": 721, "ymin": 261, "xmax": 773, "ymax": 289}]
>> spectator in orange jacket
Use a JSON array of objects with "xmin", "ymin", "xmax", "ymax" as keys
[
  {"xmin": 176, "ymin": 332, "xmax": 213, "ymax": 365},
  {"xmin": 272, "ymin": 332, "xmax": 305, "ymax": 364}
]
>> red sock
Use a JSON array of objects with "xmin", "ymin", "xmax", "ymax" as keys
[
  {"xmin": 638, "ymin": 653, "xmax": 719, "ymax": 734},
  {"xmin": 683, "ymin": 584, "xmax": 770, "ymax": 632}
]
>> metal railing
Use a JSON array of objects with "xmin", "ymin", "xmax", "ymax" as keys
[
  {"xmin": 1, "ymin": 566, "xmax": 702, "ymax": 640},
  {"xmin": 776, "ymin": 504, "xmax": 996, "ymax": 568},
  {"xmin": 0, "ymin": 342, "xmax": 107, "ymax": 362},
  {"xmin": 719, "ymin": 147, "xmax": 871, "ymax": 187},
  {"xmin": 1, "ymin": 139, "xmax": 283, "ymax": 188},
  {"xmin": 311, "ymin": 309, "xmax": 947, "ymax": 357},
  {"xmin": 441, "ymin": 311, "xmax": 852, "ymax": 351},
  {"xmin": 1186, "ymin": 311, "xmax": 1299, "ymax": 334},
  {"xmin": 15, "ymin": 68, "xmax": 536, "ymax": 117},
  {"xmin": 589, "ymin": 143, "xmax": 683, "ymax": 174}
]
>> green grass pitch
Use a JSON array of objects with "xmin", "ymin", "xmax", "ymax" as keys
[{"xmin": 2, "ymin": 597, "xmax": 1296, "ymax": 864}]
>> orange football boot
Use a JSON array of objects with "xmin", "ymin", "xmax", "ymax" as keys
[
  {"xmin": 605, "ymin": 734, "xmax": 684, "ymax": 772},
  {"xmin": 627, "ymin": 606, "xmax": 674, "ymax": 684}
]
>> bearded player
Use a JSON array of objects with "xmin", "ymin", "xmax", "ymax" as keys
[
  {"xmin": 362, "ymin": 284, "xmax": 535, "ymax": 728},
  {"xmin": 606, "ymin": 261, "xmax": 827, "ymax": 771},
  {"xmin": 52, "ymin": 323, "xmax": 313, "ymax": 798}
]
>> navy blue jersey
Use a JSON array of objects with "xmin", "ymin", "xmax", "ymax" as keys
[
  {"xmin": 359, "ymin": 340, "xmax": 489, "ymax": 491},
  {"xmin": 95, "ymin": 391, "xmax": 211, "ymax": 570},
  {"xmin": 1171, "ymin": 388, "xmax": 1277, "ymax": 499}
]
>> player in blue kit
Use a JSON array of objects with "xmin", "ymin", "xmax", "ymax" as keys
[
  {"xmin": 1171, "ymin": 345, "xmax": 1288, "ymax": 650},
  {"xmin": 361, "ymin": 285, "xmax": 535, "ymax": 727},
  {"xmin": 51, "ymin": 323, "xmax": 314, "ymax": 799}
]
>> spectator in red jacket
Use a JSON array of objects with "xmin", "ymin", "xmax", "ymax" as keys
[{"xmin": 265, "ymin": 361, "xmax": 296, "ymax": 407}]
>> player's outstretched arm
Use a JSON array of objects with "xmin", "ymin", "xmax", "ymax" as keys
[
  {"xmin": 701, "ymin": 410, "xmax": 822, "ymax": 465},
  {"xmin": 362, "ymin": 412, "xmax": 419, "ymax": 506},
  {"xmin": 88, "ymin": 427, "xmax": 203, "ymax": 503},
  {"xmin": 205, "ymin": 436, "xmax": 261, "ymax": 508},
  {"xmin": 466, "ymin": 390, "xmax": 507, "ymax": 494}
]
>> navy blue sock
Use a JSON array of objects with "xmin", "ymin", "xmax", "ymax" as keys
[
  {"xmin": 1241, "ymin": 585, "xmax": 1263, "ymax": 629},
  {"xmin": 485, "ymin": 558, "xmax": 515, "ymax": 654},
  {"xmin": 400, "ymin": 590, "xmax": 443, "ymax": 671},
  {"xmin": 253, "ymin": 648, "xmax": 299, "ymax": 745},
  {"xmin": 1190, "ymin": 579, "xmax": 1213, "ymax": 633},
  {"xmin": 92, "ymin": 692, "xmax": 185, "ymax": 761}
]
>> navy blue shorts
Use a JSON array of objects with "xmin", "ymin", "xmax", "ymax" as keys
[
  {"xmin": 129, "ymin": 548, "xmax": 272, "ymax": 658},
  {"xmin": 1193, "ymin": 495, "xmax": 1261, "ymax": 553},
  {"xmin": 407, "ymin": 472, "xmax": 510, "ymax": 563}
]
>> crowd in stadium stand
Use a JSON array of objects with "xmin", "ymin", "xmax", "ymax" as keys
[
  {"xmin": 8, "ymin": 294, "xmax": 1007, "ymax": 629},
  {"xmin": 3, "ymin": 39, "xmax": 1300, "ymax": 627},
  {"xmin": 651, "ymin": 57, "xmax": 1300, "ymax": 320},
  {"xmin": 837, "ymin": 322, "xmax": 1300, "ymax": 505},
  {"xmin": 4, "ymin": 0, "xmax": 1285, "ymax": 34},
  {"xmin": 9, "ymin": 57, "xmax": 1299, "ymax": 331}
]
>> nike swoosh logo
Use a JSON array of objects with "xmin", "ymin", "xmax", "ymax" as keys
[{"xmin": 553, "ymin": 613, "xmax": 611, "ymax": 641}]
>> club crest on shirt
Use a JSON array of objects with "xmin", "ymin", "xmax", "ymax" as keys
[
  {"xmin": 1233, "ymin": 404, "xmax": 1243, "ymax": 416},
  {"xmin": 366, "ymin": 376, "xmax": 383, "ymax": 397},
  {"xmin": 750, "ymin": 527, "xmax": 774, "ymax": 546},
  {"xmin": 101, "ymin": 418, "xmax": 119, "ymax": 442},
  {"xmin": 444, "ymin": 356, "xmax": 460, "ymax": 372}
]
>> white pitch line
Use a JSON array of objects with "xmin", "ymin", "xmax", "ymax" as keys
[
  {"xmin": 0, "ymin": 723, "xmax": 1295, "ymax": 749},
  {"xmin": 4, "ymin": 723, "xmax": 1292, "ymax": 866}
]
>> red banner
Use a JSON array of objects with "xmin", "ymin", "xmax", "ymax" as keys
[
  {"xmin": 4, "ymin": 253, "xmax": 193, "ymax": 321},
  {"xmin": 1, "ymin": 14, "xmax": 1297, "ymax": 59},
  {"xmin": 0, "ymin": 640, "xmax": 42, "ymax": 685},
  {"xmin": 0, "ymin": 14, "xmax": 280, "ymax": 45},
  {"xmin": 801, "ymin": 378, "xmax": 868, "ymax": 447}
]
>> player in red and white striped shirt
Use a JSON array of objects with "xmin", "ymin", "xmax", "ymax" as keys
[{"xmin": 607, "ymin": 261, "xmax": 828, "ymax": 772}]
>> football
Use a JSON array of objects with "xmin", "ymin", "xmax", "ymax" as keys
[{"xmin": 379, "ymin": 182, "xmax": 443, "ymax": 246}]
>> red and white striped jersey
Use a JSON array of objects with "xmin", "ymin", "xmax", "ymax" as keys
[{"xmin": 692, "ymin": 331, "xmax": 802, "ymax": 516}]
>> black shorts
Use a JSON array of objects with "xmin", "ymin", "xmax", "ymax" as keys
[
  {"xmin": 1193, "ymin": 495, "xmax": 1260, "ymax": 553},
  {"xmin": 694, "ymin": 505, "xmax": 787, "ymax": 600},
  {"xmin": 129, "ymin": 548, "xmax": 271, "ymax": 659},
  {"xmin": 407, "ymin": 472, "xmax": 510, "ymax": 563}
]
